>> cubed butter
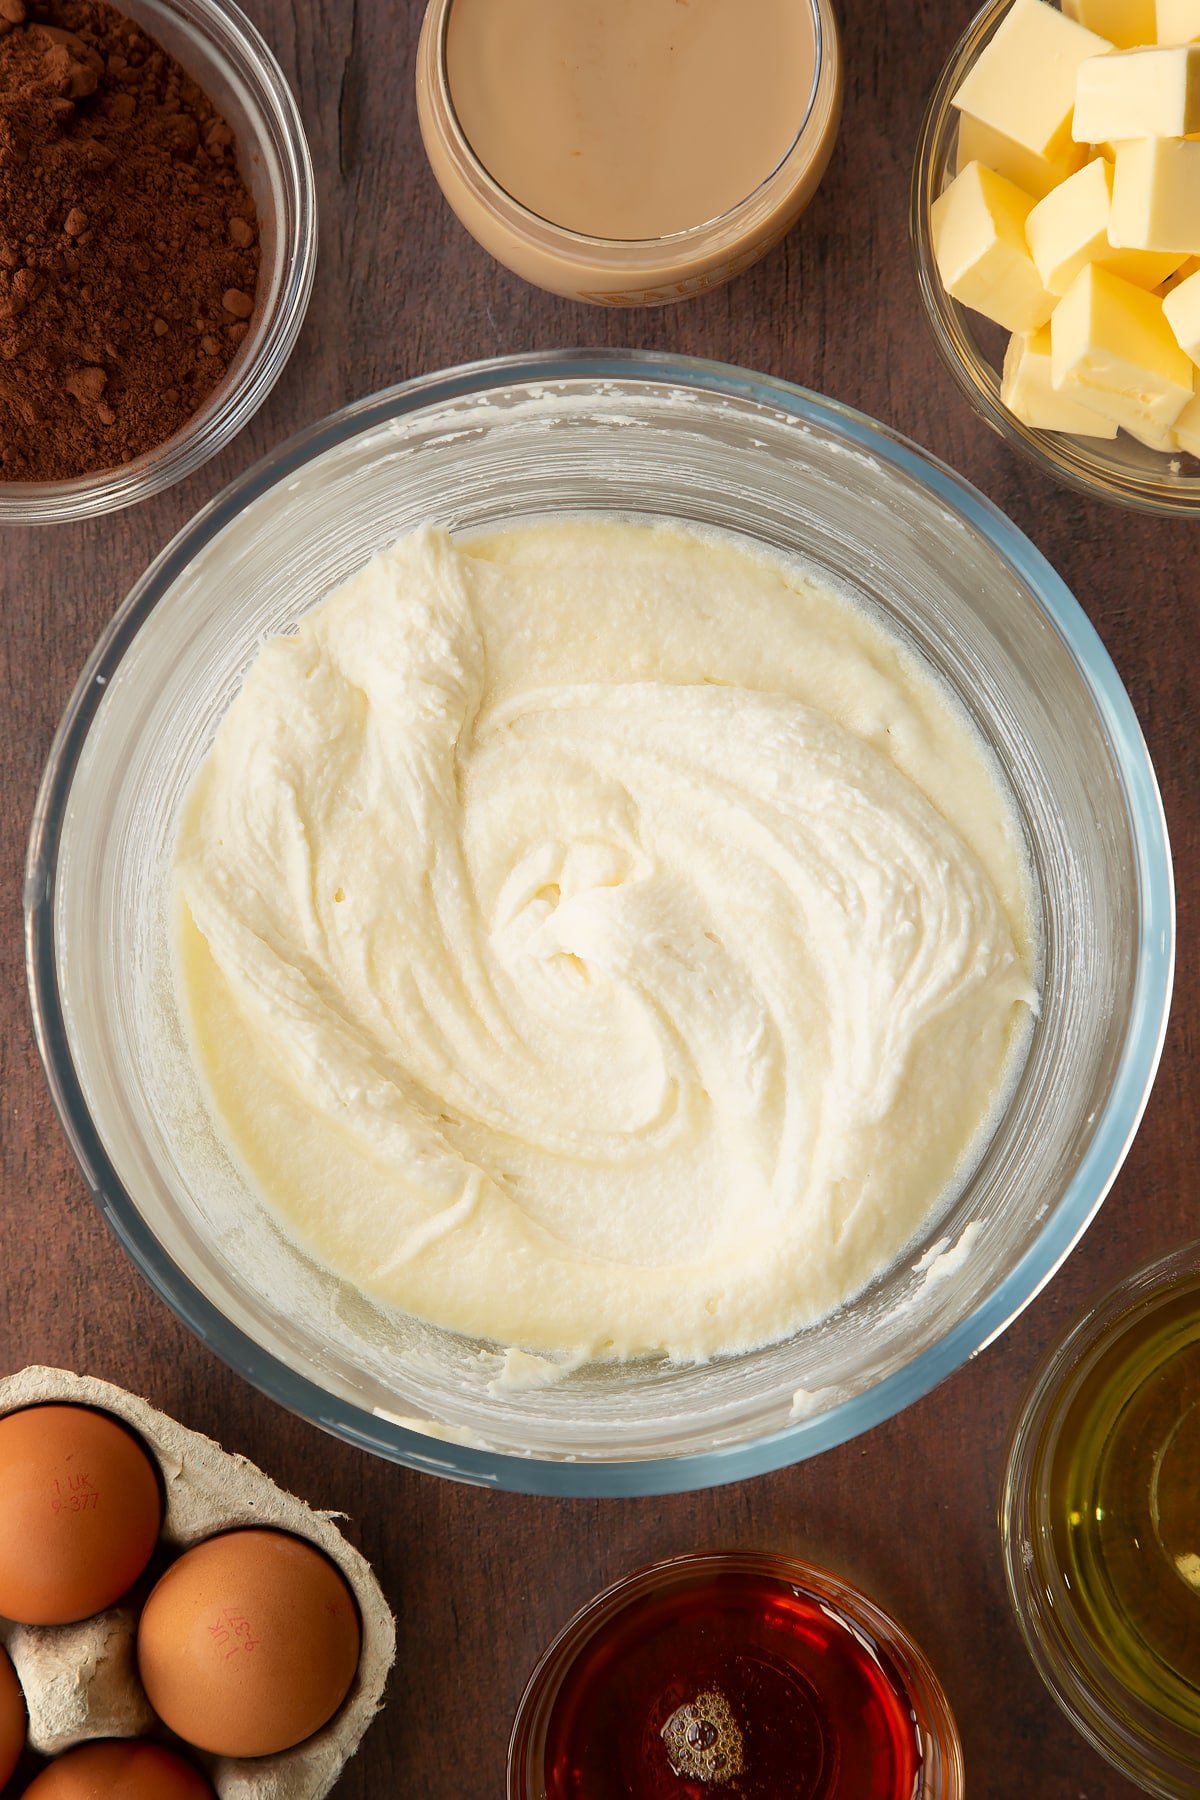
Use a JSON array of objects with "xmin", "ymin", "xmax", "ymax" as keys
[
  {"xmin": 956, "ymin": 112, "xmax": 1085, "ymax": 198},
  {"xmin": 1161, "ymin": 255, "xmax": 1200, "ymax": 290},
  {"xmin": 1001, "ymin": 326, "xmax": 1120, "ymax": 432},
  {"xmin": 1073, "ymin": 44, "xmax": 1200, "ymax": 140},
  {"xmin": 1110, "ymin": 136, "xmax": 1200, "ymax": 250},
  {"xmin": 1163, "ymin": 266, "xmax": 1200, "ymax": 359},
  {"xmin": 1065, "ymin": 0, "xmax": 1156, "ymax": 49},
  {"xmin": 1120, "ymin": 415, "xmax": 1181, "ymax": 447},
  {"xmin": 954, "ymin": 0, "xmax": 1112, "ymax": 164},
  {"xmin": 1051, "ymin": 262, "xmax": 1195, "ymax": 436},
  {"xmin": 1025, "ymin": 157, "xmax": 1185, "ymax": 292},
  {"xmin": 1156, "ymin": 0, "xmax": 1200, "ymax": 43},
  {"xmin": 931, "ymin": 161, "xmax": 1056, "ymax": 331},
  {"xmin": 1174, "ymin": 390, "xmax": 1200, "ymax": 453}
]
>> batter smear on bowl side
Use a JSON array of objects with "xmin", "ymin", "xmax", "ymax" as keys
[{"xmin": 173, "ymin": 520, "xmax": 1037, "ymax": 1363}]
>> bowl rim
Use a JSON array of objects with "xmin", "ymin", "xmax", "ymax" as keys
[
  {"xmin": 0, "ymin": 0, "xmax": 317, "ymax": 525},
  {"xmin": 506, "ymin": 1548, "xmax": 965, "ymax": 1797},
  {"xmin": 910, "ymin": 0, "xmax": 1200, "ymax": 518},
  {"xmin": 23, "ymin": 348, "xmax": 1176, "ymax": 1496},
  {"xmin": 1000, "ymin": 1243, "xmax": 1200, "ymax": 1792}
]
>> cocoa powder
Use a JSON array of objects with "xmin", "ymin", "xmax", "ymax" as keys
[{"xmin": 0, "ymin": 0, "xmax": 260, "ymax": 483}]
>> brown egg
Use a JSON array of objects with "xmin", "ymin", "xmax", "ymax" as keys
[
  {"xmin": 21, "ymin": 1740, "xmax": 214, "ymax": 1798},
  {"xmin": 0, "ymin": 1644, "xmax": 25, "ymax": 1791},
  {"xmin": 0, "ymin": 1406, "xmax": 162, "ymax": 1626},
  {"xmin": 136, "ymin": 1528, "xmax": 361, "ymax": 1757}
]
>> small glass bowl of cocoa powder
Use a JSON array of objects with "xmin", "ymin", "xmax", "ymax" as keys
[{"xmin": 0, "ymin": 0, "xmax": 315, "ymax": 522}]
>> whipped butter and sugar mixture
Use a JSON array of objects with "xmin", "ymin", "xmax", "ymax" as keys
[{"xmin": 174, "ymin": 520, "xmax": 1037, "ymax": 1363}]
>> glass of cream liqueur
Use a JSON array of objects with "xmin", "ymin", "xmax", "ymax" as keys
[
  {"xmin": 416, "ymin": 0, "xmax": 843, "ymax": 303},
  {"xmin": 508, "ymin": 1552, "xmax": 964, "ymax": 1798}
]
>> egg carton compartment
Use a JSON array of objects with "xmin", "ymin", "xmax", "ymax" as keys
[{"xmin": 0, "ymin": 1367, "xmax": 396, "ymax": 1799}]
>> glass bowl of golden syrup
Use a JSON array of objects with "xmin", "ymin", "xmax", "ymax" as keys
[
  {"xmin": 507, "ymin": 1550, "xmax": 964, "ymax": 1797},
  {"xmin": 1002, "ymin": 1244, "xmax": 1200, "ymax": 1796}
]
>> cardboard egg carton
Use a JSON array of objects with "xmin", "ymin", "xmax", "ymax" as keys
[{"xmin": 0, "ymin": 1367, "xmax": 396, "ymax": 1799}]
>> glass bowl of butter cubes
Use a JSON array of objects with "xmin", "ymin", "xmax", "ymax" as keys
[{"xmin": 913, "ymin": 0, "xmax": 1200, "ymax": 513}]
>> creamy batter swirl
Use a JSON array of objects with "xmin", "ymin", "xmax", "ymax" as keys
[{"xmin": 175, "ymin": 521, "xmax": 1037, "ymax": 1362}]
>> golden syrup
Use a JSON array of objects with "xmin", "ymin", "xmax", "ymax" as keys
[
  {"xmin": 1049, "ymin": 1279, "xmax": 1200, "ymax": 1728},
  {"xmin": 540, "ymin": 1561, "xmax": 930, "ymax": 1798}
]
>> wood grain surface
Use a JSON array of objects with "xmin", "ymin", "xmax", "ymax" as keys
[{"xmin": 1, "ymin": 0, "xmax": 1196, "ymax": 1793}]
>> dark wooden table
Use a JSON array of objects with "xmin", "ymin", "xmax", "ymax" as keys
[{"xmin": 3, "ymin": 0, "xmax": 1196, "ymax": 1793}]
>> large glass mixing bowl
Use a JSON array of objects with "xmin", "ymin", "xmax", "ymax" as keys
[{"xmin": 24, "ymin": 352, "xmax": 1174, "ymax": 1495}]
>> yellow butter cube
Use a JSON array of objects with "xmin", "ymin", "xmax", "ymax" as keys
[
  {"xmin": 1163, "ymin": 267, "xmax": 1200, "ymax": 360},
  {"xmin": 1002, "ymin": 327, "xmax": 1120, "ymax": 432},
  {"xmin": 956, "ymin": 113, "xmax": 1085, "ymax": 198},
  {"xmin": 1026, "ymin": 164, "xmax": 1109, "ymax": 293},
  {"xmin": 1051, "ymin": 262, "xmax": 1195, "ymax": 435},
  {"xmin": 1073, "ymin": 45, "xmax": 1200, "ymax": 140},
  {"xmin": 1157, "ymin": 0, "xmax": 1200, "ymax": 43},
  {"xmin": 1025, "ymin": 158, "xmax": 1185, "ymax": 292},
  {"xmin": 1110, "ymin": 137, "xmax": 1200, "ymax": 250},
  {"xmin": 954, "ymin": 0, "xmax": 1112, "ymax": 164},
  {"xmin": 1174, "ymin": 390, "xmax": 1200, "ymax": 452},
  {"xmin": 1066, "ymin": 0, "xmax": 1156, "ymax": 48},
  {"xmin": 1123, "ymin": 416, "xmax": 1183, "ymax": 446},
  {"xmin": 932, "ymin": 161, "xmax": 1056, "ymax": 331}
]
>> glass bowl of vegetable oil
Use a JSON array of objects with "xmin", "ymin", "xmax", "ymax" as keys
[{"xmin": 1002, "ymin": 1244, "xmax": 1200, "ymax": 1797}]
